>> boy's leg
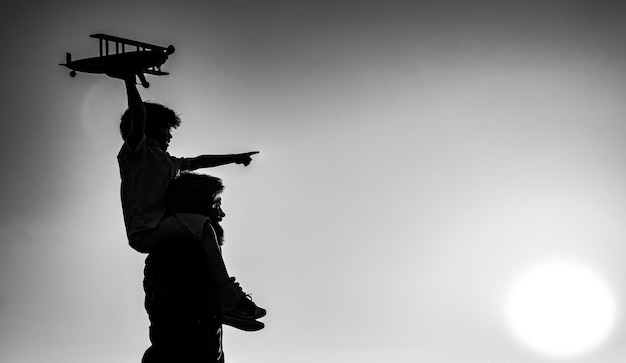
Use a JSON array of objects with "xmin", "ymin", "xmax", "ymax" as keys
[
  {"xmin": 172, "ymin": 213, "xmax": 231, "ymax": 285},
  {"xmin": 131, "ymin": 215, "xmax": 233, "ymax": 290},
  {"xmin": 137, "ymin": 214, "xmax": 264, "ymax": 331},
  {"xmin": 174, "ymin": 213, "xmax": 266, "ymax": 330},
  {"xmin": 200, "ymin": 221, "xmax": 231, "ymax": 286},
  {"xmin": 130, "ymin": 216, "xmax": 190, "ymax": 253}
]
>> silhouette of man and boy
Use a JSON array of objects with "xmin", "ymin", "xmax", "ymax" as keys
[{"xmin": 110, "ymin": 68, "xmax": 266, "ymax": 362}]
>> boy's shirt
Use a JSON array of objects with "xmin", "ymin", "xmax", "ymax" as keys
[{"xmin": 118, "ymin": 136, "xmax": 190, "ymax": 239}]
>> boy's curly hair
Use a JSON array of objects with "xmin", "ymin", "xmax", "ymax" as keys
[{"xmin": 120, "ymin": 101, "xmax": 182, "ymax": 140}]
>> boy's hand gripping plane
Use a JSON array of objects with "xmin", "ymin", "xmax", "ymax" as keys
[{"xmin": 60, "ymin": 33, "xmax": 175, "ymax": 88}]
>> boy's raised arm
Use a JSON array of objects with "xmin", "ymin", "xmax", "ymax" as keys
[
  {"xmin": 107, "ymin": 69, "xmax": 145, "ymax": 149},
  {"xmin": 124, "ymin": 76, "xmax": 146, "ymax": 149},
  {"xmin": 186, "ymin": 151, "xmax": 259, "ymax": 171}
]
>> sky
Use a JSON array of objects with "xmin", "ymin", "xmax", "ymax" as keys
[{"xmin": 1, "ymin": 0, "xmax": 626, "ymax": 362}]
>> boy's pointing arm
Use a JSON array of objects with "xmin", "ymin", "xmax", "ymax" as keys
[{"xmin": 185, "ymin": 151, "xmax": 259, "ymax": 171}]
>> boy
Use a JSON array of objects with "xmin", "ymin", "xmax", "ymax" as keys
[{"xmin": 114, "ymin": 70, "xmax": 265, "ymax": 331}]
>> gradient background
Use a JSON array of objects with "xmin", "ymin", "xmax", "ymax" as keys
[{"xmin": 1, "ymin": 1, "xmax": 625, "ymax": 362}]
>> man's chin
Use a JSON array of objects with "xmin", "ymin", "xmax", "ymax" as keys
[{"xmin": 211, "ymin": 220, "xmax": 224, "ymax": 245}]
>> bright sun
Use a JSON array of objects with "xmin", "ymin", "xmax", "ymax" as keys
[{"xmin": 505, "ymin": 261, "xmax": 617, "ymax": 358}]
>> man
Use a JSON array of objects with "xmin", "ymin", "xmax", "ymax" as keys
[{"xmin": 142, "ymin": 173, "xmax": 265, "ymax": 362}]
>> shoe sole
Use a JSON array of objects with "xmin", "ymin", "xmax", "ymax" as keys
[{"xmin": 222, "ymin": 316, "xmax": 265, "ymax": 332}]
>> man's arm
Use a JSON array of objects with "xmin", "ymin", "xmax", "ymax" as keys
[{"xmin": 185, "ymin": 151, "xmax": 259, "ymax": 171}]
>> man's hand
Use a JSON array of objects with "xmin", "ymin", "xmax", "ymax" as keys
[{"xmin": 235, "ymin": 151, "xmax": 260, "ymax": 166}]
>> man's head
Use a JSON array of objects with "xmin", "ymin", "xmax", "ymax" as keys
[
  {"xmin": 165, "ymin": 173, "xmax": 226, "ymax": 244},
  {"xmin": 120, "ymin": 101, "xmax": 181, "ymax": 151}
]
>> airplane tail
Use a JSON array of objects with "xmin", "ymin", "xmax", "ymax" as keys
[{"xmin": 59, "ymin": 53, "xmax": 72, "ymax": 66}]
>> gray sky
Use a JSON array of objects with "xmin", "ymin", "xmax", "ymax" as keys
[{"xmin": 1, "ymin": 1, "xmax": 626, "ymax": 362}]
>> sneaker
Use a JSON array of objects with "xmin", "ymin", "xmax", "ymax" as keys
[
  {"xmin": 218, "ymin": 277, "xmax": 267, "ymax": 331},
  {"xmin": 239, "ymin": 293, "xmax": 267, "ymax": 319},
  {"xmin": 229, "ymin": 278, "xmax": 267, "ymax": 319}
]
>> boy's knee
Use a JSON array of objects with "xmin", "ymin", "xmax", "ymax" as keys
[{"xmin": 172, "ymin": 213, "xmax": 211, "ymax": 243}]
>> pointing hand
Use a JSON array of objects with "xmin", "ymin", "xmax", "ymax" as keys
[{"xmin": 236, "ymin": 151, "xmax": 260, "ymax": 166}]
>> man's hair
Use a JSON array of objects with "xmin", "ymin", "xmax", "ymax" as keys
[
  {"xmin": 120, "ymin": 101, "xmax": 182, "ymax": 140},
  {"xmin": 165, "ymin": 173, "xmax": 225, "ymax": 244},
  {"xmin": 166, "ymin": 173, "xmax": 224, "ymax": 216}
]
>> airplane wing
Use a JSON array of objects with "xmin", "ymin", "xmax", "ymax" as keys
[
  {"xmin": 143, "ymin": 69, "xmax": 170, "ymax": 76},
  {"xmin": 90, "ymin": 33, "xmax": 169, "ymax": 52}
]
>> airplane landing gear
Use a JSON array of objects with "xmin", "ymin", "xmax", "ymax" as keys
[{"xmin": 137, "ymin": 72, "xmax": 150, "ymax": 88}]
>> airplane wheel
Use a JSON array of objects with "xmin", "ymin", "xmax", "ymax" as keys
[{"xmin": 70, "ymin": 71, "xmax": 77, "ymax": 77}]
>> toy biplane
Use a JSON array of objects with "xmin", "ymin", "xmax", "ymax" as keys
[{"xmin": 60, "ymin": 33, "xmax": 175, "ymax": 88}]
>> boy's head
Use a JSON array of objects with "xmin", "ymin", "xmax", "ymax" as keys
[{"xmin": 120, "ymin": 101, "xmax": 181, "ymax": 151}]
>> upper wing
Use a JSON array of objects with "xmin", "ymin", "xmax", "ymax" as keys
[{"xmin": 90, "ymin": 33, "xmax": 169, "ymax": 52}]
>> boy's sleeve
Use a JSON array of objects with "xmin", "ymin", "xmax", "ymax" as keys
[{"xmin": 170, "ymin": 155, "xmax": 192, "ymax": 173}]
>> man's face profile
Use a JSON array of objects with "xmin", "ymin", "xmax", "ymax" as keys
[{"xmin": 211, "ymin": 197, "xmax": 225, "ymax": 223}]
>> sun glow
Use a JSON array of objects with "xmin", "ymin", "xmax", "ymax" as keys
[{"xmin": 505, "ymin": 261, "xmax": 617, "ymax": 358}]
